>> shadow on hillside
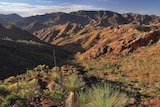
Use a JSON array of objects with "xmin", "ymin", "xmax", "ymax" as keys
[
  {"xmin": 82, "ymin": 75, "xmax": 151, "ymax": 102},
  {"xmin": 0, "ymin": 39, "xmax": 72, "ymax": 80},
  {"xmin": 61, "ymin": 42, "xmax": 85, "ymax": 54}
]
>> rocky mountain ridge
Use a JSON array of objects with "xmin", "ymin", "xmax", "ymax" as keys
[{"xmin": 0, "ymin": 10, "xmax": 160, "ymax": 33}]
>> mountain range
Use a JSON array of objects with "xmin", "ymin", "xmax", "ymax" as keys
[
  {"xmin": 1, "ymin": 10, "xmax": 160, "ymax": 79},
  {"xmin": 1, "ymin": 10, "xmax": 160, "ymax": 32}
]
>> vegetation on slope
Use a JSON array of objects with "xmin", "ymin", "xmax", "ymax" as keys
[{"xmin": 0, "ymin": 65, "xmax": 130, "ymax": 107}]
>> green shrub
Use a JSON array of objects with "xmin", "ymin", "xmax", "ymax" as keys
[
  {"xmin": 50, "ymin": 71, "xmax": 61, "ymax": 84},
  {"xmin": 4, "ymin": 76, "xmax": 17, "ymax": 84},
  {"xmin": 0, "ymin": 94, "xmax": 27, "ymax": 107},
  {"xmin": 0, "ymin": 85, "xmax": 11, "ymax": 97},
  {"xmin": 26, "ymin": 70, "xmax": 39, "ymax": 78},
  {"xmin": 8, "ymin": 79, "xmax": 41, "ymax": 99},
  {"xmin": 43, "ymin": 90, "xmax": 64, "ymax": 101},
  {"xmin": 39, "ymin": 70, "xmax": 47, "ymax": 78},
  {"xmin": 33, "ymin": 64, "xmax": 49, "ymax": 72},
  {"xmin": 19, "ymin": 79, "xmax": 41, "ymax": 99}
]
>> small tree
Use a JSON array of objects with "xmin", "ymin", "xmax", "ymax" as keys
[{"xmin": 63, "ymin": 74, "xmax": 84, "ymax": 107}]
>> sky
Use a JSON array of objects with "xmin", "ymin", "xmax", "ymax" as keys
[{"xmin": 0, "ymin": 0, "xmax": 159, "ymax": 17}]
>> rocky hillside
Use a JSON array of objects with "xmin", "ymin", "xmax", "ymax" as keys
[{"xmin": 33, "ymin": 21, "xmax": 160, "ymax": 58}]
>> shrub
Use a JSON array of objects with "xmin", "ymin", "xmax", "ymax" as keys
[
  {"xmin": 20, "ymin": 79, "xmax": 41, "ymax": 99},
  {"xmin": 26, "ymin": 70, "xmax": 39, "ymax": 78},
  {"xmin": 63, "ymin": 74, "xmax": 84, "ymax": 107},
  {"xmin": 0, "ymin": 85, "xmax": 11, "ymax": 97},
  {"xmin": 33, "ymin": 64, "xmax": 49, "ymax": 72},
  {"xmin": 8, "ymin": 79, "xmax": 41, "ymax": 100},
  {"xmin": 50, "ymin": 71, "xmax": 61, "ymax": 84},
  {"xmin": 4, "ymin": 76, "xmax": 17, "ymax": 84},
  {"xmin": 43, "ymin": 90, "xmax": 64, "ymax": 101},
  {"xmin": 1, "ymin": 94, "xmax": 27, "ymax": 107}
]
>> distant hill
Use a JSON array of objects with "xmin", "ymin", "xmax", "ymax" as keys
[
  {"xmin": 0, "ymin": 13, "xmax": 22, "ymax": 21},
  {"xmin": 18, "ymin": 10, "xmax": 160, "ymax": 27},
  {"xmin": 0, "ymin": 14, "xmax": 22, "ymax": 27},
  {"xmin": 0, "ymin": 10, "xmax": 160, "ymax": 33}
]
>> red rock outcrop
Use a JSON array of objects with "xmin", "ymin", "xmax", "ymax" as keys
[
  {"xmin": 109, "ymin": 30, "xmax": 160, "ymax": 55},
  {"xmin": 80, "ymin": 30, "xmax": 160, "ymax": 59}
]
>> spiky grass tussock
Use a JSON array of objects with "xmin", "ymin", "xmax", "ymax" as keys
[
  {"xmin": 77, "ymin": 83, "xmax": 129, "ymax": 107},
  {"xmin": 86, "ymin": 84, "xmax": 129, "ymax": 107},
  {"xmin": 50, "ymin": 71, "xmax": 61, "ymax": 84},
  {"xmin": 63, "ymin": 74, "xmax": 84, "ymax": 92}
]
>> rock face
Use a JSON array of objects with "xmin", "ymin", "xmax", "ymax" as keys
[
  {"xmin": 109, "ymin": 30, "xmax": 160, "ymax": 54},
  {"xmin": 80, "ymin": 43, "xmax": 111, "ymax": 59},
  {"xmin": 80, "ymin": 29, "xmax": 160, "ymax": 59}
]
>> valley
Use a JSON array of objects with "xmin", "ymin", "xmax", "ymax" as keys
[{"xmin": 0, "ymin": 10, "xmax": 160, "ymax": 106}]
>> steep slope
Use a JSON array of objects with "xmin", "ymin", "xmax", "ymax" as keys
[
  {"xmin": 34, "ymin": 22, "xmax": 160, "ymax": 59},
  {"xmin": 80, "ymin": 29, "xmax": 160, "ymax": 59},
  {"xmin": 3, "ymin": 24, "xmax": 41, "ymax": 41},
  {"xmin": 0, "ymin": 24, "xmax": 70, "ymax": 79},
  {"xmin": 34, "ymin": 23, "xmax": 85, "ymax": 52},
  {"xmin": 24, "ymin": 21, "xmax": 47, "ymax": 33},
  {"xmin": 0, "ymin": 39, "xmax": 69, "ymax": 79}
]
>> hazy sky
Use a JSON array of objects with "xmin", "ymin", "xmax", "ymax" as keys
[{"xmin": 0, "ymin": 0, "xmax": 159, "ymax": 17}]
